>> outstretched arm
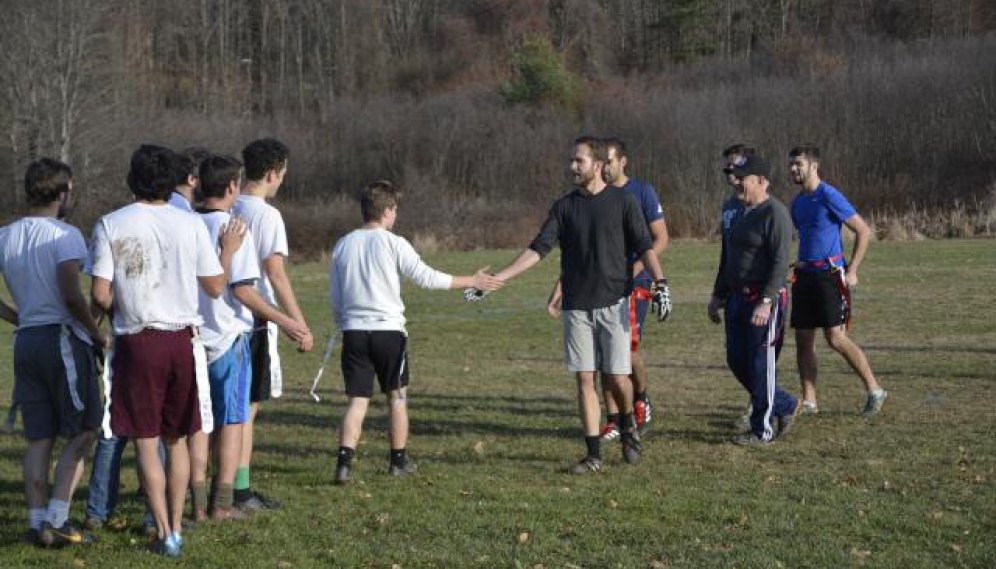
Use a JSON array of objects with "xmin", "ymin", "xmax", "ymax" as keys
[
  {"xmin": 449, "ymin": 266, "xmax": 504, "ymax": 291},
  {"xmin": 493, "ymin": 249, "xmax": 543, "ymax": 282}
]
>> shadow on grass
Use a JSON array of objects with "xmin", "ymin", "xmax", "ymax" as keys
[{"xmin": 864, "ymin": 344, "xmax": 996, "ymax": 355}]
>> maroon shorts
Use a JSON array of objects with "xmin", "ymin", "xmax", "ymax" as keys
[{"xmin": 109, "ymin": 328, "xmax": 201, "ymax": 439}]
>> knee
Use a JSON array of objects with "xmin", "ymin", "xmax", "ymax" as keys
[{"xmin": 824, "ymin": 330, "xmax": 848, "ymax": 351}]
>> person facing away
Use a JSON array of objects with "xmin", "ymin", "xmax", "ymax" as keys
[
  {"xmin": 329, "ymin": 180, "xmax": 502, "ymax": 484},
  {"xmin": 0, "ymin": 158, "xmax": 107, "ymax": 547},
  {"xmin": 230, "ymin": 137, "xmax": 314, "ymax": 512},
  {"xmin": 88, "ymin": 144, "xmax": 232, "ymax": 557}
]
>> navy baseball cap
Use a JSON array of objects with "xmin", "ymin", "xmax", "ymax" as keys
[{"xmin": 729, "ymin": 155, "xmax": 769, "ymax": 178}]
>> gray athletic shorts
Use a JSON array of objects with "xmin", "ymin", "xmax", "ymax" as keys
[{"xmin": 562, "ymin": 297, "xmax": 631, "ymax": 374}]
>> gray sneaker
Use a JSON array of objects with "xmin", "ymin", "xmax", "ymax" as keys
[
  {"xmin": 568, "ymin": 456, "xmax": 602, "ymax": 475},
  {"xmin": 387, "ymin": 462, "xmax": 417, "ymax": 477},
  {"xmin": 333, "ymin": 464, "xmax": 352, "ymax": 485},
  {"xmin": 732, "ymin": 433, "xmax": 774, "ymax": 447},
  {"xmin": 621, "ymin": 433, "xmax": 642, "ymax": 465},
  {"xmin": 862, "ymin": 390, "xmax": 888, "ymax": 417},
  {"xmin": 801, "ymin": 400, "xmax": 819, "ymax": 415},
  {"xmin": 777, "ymin": 399, "xmax": 803, "ymax": 438}
]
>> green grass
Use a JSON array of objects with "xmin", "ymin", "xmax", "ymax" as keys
[{"xmin": 1, "ymin": 240, "xmax": 994, "ymax": 568}]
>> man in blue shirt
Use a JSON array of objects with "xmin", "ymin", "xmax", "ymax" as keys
[{"xmin": 788, "ymin": 144, "xmax": 887, "ymax": 417}]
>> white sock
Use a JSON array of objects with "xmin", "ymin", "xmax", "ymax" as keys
[
  {"xmin": 29, "ymin": 507, "xmax": 47, "ymax": 530},
  {"xmin": 47, "ymin": 499, "xmax": 71, "ymax": 528}
]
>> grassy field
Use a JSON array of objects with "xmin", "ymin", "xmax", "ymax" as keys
[{"xmin": 0, "ymin": 240, "xmax": 994, "ymax": 568}]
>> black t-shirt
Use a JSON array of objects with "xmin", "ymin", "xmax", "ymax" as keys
[{"xmin": 529, "ymin": 186, "xmax": 654, "ymax": 310}]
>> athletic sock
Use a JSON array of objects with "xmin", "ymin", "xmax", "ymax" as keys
[
  {"xmin": 214, "ymin": 483, "xmax": 234, "ymax": 510},
  {"xmin": 621, "ymin": 413, "xmax": 637, "ymax": 432},
  {"xmin": 234, "ymin": 466, "xmax": 250, "ymax": 490},
  {"xmin": 233, "ymin": 467, "xmax": 251, "ymax": 502},
  {"xmin": 29, "ymin": 507, "xmax": 47, "ymax": 530},
  {"xmin": 584, "ymin": 436, "xmax": 600, "ymax": 460},
  {"xmin": 636, "ymin": 390, "xmax": 649, "ymax": 403},
  {"xmin": 389, "ymin": 448, "xmax": 407, "ymax": 469},
  {"xmin": 46, "ymin": 499, "xmax": 70, "ymax": 528},
  {"xmin": 337, "ymin": 446, "xmax": 355, "ymax": 468},
  {"xmin": 192, "ymin": 481, "xmax": 208, "ymax": 515}
]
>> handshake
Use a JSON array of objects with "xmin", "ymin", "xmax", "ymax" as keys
[{"xmin": 462, "ymin": 267, "xmax": 503, "ymax": 301}]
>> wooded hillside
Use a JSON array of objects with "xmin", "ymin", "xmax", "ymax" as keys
[{"xmin": 1, "ymin": 0, "xmax": 994, "ymax": 253}]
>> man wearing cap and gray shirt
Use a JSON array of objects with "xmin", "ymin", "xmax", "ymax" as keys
[{"xmin": 708, "ymin": 153, "xmax": 800, "ymax": 446}]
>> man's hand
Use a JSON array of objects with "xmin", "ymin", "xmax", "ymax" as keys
[
  {"xmin": 845, "ymin": 267, "xmax": 859, "ymax": 287},
  {"xmin": 463, "ymin": 267, "xmax": 502, "ymax": 302},
  {"xmin": 651, "ymin": 279, "xmax": 672, "ymax": 322},
  {"xmin": 219, "ymin": 218, "xmax": 247, "ymax": 252},
  {"xmin": 546, "ymin": 293, "xmax": 562, "ymax": 319},
  {"xmin": 707, "ymin": 295, "xmax": 723, "ymax": 324},
  {"xmin": 297, "ymin": 328, "xmax": 315, "ymax": 352},
  {"xmin": 91, "ymin": 330, "xmax": 111, "ymax": 350},
  {"xmin": 470, "ymin": 267, "xmax": 503, "ymax": 292},
  {"xmin": 751, "ymin": 301, "xmax": 772, "ymax": 327}
]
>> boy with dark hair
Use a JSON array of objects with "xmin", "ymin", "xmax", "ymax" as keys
[
  {"xmin": 330, "ymin": 181, "xmax": 502, "ymax": 484},
  {"xmin": 88, "ymin": 144, "xmax": 239, "ymax": 557},
  {"xmin": 192, "ymin": 154, "xmax": 309, "ymax": 519},
  {"xmin": 788, "ymin": 144, "xmax": 886, "ymax": 416},
  {"xmin": 231, "ymin": 137, "xmax": 314, "ymax": 511},
  {"xmin": 170, "ymin": 147, "xmax": 211, "ymax": 212},
  {"xmin": 0, "ymin": 158, "xmax": 106, "ymax": 546}
]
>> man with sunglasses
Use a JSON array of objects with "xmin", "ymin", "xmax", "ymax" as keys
[{"xmin": 709, "ymin": 154, "xmax": 800, "ymax": 446}]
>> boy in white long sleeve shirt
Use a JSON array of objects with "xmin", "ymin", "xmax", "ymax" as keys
[{"xmin": 329, "ymin": 181, "xmax": 502, "ymax": 484}]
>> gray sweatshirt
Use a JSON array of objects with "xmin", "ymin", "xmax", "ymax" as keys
[{"xmin": 712, "ymin": 197, "xmax": 792, "ymax": 301}]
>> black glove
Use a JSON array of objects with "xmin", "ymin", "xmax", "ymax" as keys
[{"xmin": 651, "ymin": 278, "xmax": 672, "ymax": 322}]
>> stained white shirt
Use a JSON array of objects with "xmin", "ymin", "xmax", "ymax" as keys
[{"xmin": 89, "ymin": 203, "xmax": 222, "ymax": 335}]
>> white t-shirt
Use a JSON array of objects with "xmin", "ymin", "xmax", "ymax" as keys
[
  {"xmin": 329, "ymin": 228, "xmax": 452, "ymax": 332},
  {"xmin": 169, "ymin": 191, "xmax": 194, "ymax": 212},
  {"xmin": 232, "ymin": 195, "xmax": 288, "ymax": 309},
  {"xmin": 0, "ymin": 217, "xmax": 91, "ymax": 341},
  {"xmin": 197, "ymin": 210, "xmax": 259, "ymax": 362},
  {"xmin": 88, "ymin": 203, "xmax": 223, "ymax": 335}
]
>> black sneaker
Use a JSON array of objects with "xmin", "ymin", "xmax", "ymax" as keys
[
  {"xmin": 621, "ymin": 433, "xmax": 642, "ymax": 465},
  {"xmin": 235, "ymin": 490, "xmax": 282, "ymax": 511},
  {"xmin": 39, "ymin": 522, "xmax": 95, "ymax": 547},
  {"xmin": 334, "ymin": 464, "xmax": 352, "ymax": 485},
  {"xmin": 387, "ymin": 462, "xmax": 417, "ymax": 477},
  {"xmin": 23, "ymin": 528, "xmax": 40, "ymax": 545},
  {"xmin": 568, "ymin": 456, "xmax": 602, "ymax": 475}
]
